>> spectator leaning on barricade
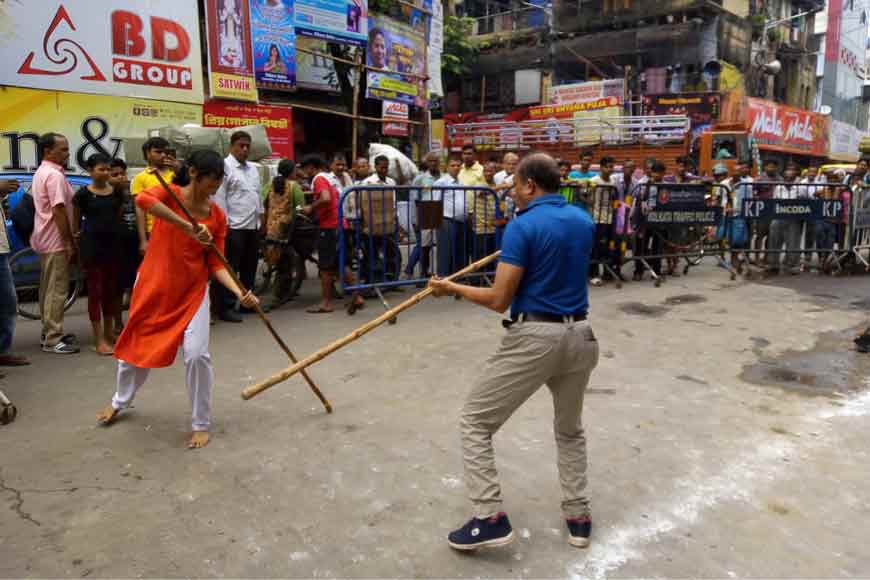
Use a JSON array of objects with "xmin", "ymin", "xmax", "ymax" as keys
[
  {"xmin": 766, "ymin": 161, "xmax": 804, "ymax": 275},
  {"xmin": 815, "ymin": 168, "xmax": 844, "ymax": 274},
  {"xmin": 31, "ymin": 132, "xmax": 79, "ymax": 354},
  {"xmin": 752, "ymin": 159, "xmax": 783, "ymax": 264},
  {"xmin": 494, "ymin": 152, "xmax": 519, "ymax": 221},
  {"xmin": 73, "ymin": 153, "xmax": 125, "ymax": 355},
  {"xmin": 405, "ymin": 152, "xmax": 442, "ymax": 281},
  {"xmin": 629, "ymin": 159, "xmax": 653, "ymax": 281},
  {"xmin": 847, "ymin": 157, "xmax": 870, "ymax": 252},
  {"xmin": 465, "ymin": 161, "xmax": 499, "ymax": 270},
  {"xmin": 110, "ymin": 158, "xmax": 136, "ymax": 336},
  {"xmin": 611, "ymin": 159, "xmax": 639, "ymax": 275},
  {"xmin": 262, "ymin": 159, "xmax": 306, "ymax": 311},
  {"xmin": 131, "ymin": 137, "xmax": 175, "ymax": 258},
  {"xmin": 459, "ymin": 144, "xmax": 486, "ymax": 187},
  {"xmin": 360, "ymin": 155, "xmax": 402, "ymax": 287},
  {"xmin": 0, "ymin": 179, "xmax": 29, "ymax": 367},
  {"xmin": 800, "ymin": 161, "xmax": 826, "ymax": 271},
  {"xmin": 435, "ymin": 156, "xmax": 464, "ymax": 276},
  {"xmin": 630, "ymin": 160, "xmax": 667, "ymax": 280},
  {"xmin": 302, "ymin": 154, "xmax": 365, "ymax": 315},
  {"xmin": 558, "ymin": 161, "xmax": 579, "ymax": 205},
  {"xmin": 661, "ymin": 156, "xmax": 700, "ymax": 277},
  {"xmin": 588, "ymin": 157, "xmax": 619, "ymax": 285}
]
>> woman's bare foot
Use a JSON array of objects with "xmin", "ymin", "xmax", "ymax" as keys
[
  {"xmin": 96, "ymin": 405, "xmax": 120, "ymax": 425},
  {"xmin": 188, "ymin": 431, "xmax": 210, "ymax": 449},
  {"xmin": 94, "ymin": 342, "xmax": 114, "ymax": 356}
]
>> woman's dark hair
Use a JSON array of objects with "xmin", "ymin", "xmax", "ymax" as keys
[
  {"xmin": 516, "ymin": 153, "xmax": 561, "ymax": 192},
  {"xmin": 86, "ymin": 152, "xmax": 112, "ymax": 169},
  {"xmin": 269, "ymin": 44, "xmax": 280, "ymax": 57},
  {"xmin": 273, "ymin": 159, "xmax": 296, "ymax": 195},
  {"xmin": 141, "ymin": 136, "xmax": 170, "ymax": 156},
  {"xmin": 301, "ymin": 153, "xmax": 326, "ymax": 170},
  {"xmin": 173, "ymin": 150, "xmax": 225, "ymax": 186},
  {"xmin": 368, "ymin": 27, "xmax": 385, "ymax": 45}
]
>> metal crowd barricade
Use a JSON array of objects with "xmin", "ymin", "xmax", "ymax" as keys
[
  {"xmin": 849, "ymin": 183, "xmax": 870, "ymax": 270},
  {"xmin": 738, "ymin": 181, "xmax": 847, "ymax": 275},
  {"xmin": 338, "ymin": 185, "xmax": 503, "ymax": 315},
  {"xmin": 633, "ymin": 182, "xmax": 729, "ymax": 285},
  {"xmin": 560, "ymin": 182, "xmax": 626, "ymax": 287}
]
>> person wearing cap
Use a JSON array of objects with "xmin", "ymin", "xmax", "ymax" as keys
[
  {"xmin": 429, "ymin": 152, "xmax": 599, "ymax": 551},
  {"xmin": 712, "ymin": 163, "xmax": 731, "ymax": 207}
]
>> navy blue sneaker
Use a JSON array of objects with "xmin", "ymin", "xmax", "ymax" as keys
[
  {"xmin": 447, "ymin": 513, "xmax": 515, "ymax": 551},
  {"xmin": 566, "ymin": 517, "xmax": 592, "ymax": 548}
]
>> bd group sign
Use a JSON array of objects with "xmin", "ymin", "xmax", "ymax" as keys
[{"xmin": 0, "ymin": 0, "xmax": 204, "ymax": 104}]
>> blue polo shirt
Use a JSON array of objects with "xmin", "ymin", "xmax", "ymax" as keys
[{"xmin": 500, "ymin": 194, "xmax": 595, "ymax": 318}]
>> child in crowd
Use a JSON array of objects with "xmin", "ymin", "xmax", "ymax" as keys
[
  {"xmin": 73, "ymin": 153, "xmax": 124, "ymax": 354},
  {"xmin": 110, "ymin": 158, "xmax": 138, "ymax": 336}
]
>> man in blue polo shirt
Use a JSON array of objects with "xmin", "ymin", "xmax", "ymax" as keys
[{"xmin": 429, "ymin": 152, "xmax": 599, "ymax": 551}]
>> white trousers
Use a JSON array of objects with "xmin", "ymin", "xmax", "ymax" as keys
[{"xmin": 111, "ymin": 289, "xmax": 214, "ymax": 431}]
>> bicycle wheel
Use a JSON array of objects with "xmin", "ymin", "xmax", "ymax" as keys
[
  {"xmin": 10, "ymin": 247, "xmax": 81, "ymax": 320},
  {"xmin": 254, "ymin": 257, "xmax": 273, "ymax": 296}
]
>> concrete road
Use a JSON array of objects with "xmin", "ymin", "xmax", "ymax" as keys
[{"xmin": 2, "ymin": 265, "xmax": 869, "ymax": 578}]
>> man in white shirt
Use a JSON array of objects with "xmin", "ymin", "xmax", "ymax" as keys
[
  {"xmin": 359, "ymin": 155, "xmax": 401, "ymax": 283},
  {"xmin": 493, "ymin": 152, "xmax": 518, "ymax": 221},
  {"xmin": 435, "ymin": 157, "xmax": 464, "ymax": 276},
  {"xmin": 767, "ymin": 161, "xmax": 804, "ymax": 274},
  {"xmin": 214, "ymin": 131, "xmax": 264, "ymax": 322}
]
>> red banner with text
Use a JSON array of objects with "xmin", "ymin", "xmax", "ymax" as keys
[
  {"xmin": 746, "ymin": 98, "xmax": 830, "ymax": 157},
  {"xmin": 203, "ymin": 101, "xmax": 293, "ymax": 159}
]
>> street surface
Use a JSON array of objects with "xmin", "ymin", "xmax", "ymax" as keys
[{"xmin": 2, "ymin": 264, "xmax": 870, "ymax": 578}]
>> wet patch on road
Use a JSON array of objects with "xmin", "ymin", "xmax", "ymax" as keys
[
  {"xmin": 663, "ymin": 294, "xmax": 708, "ymax": 306},
  {"xmin": 618, "ymin": 302, "xmax": 669, "ymax": 317},
  {"xmin": 740, "ymin": 328, "xmax": 870, "ymax": 396}
]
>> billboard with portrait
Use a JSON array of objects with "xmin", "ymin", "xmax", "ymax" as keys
[
  {"xmin": 366, "ymin": 15, "xmax": 427, "ymax": 107},
  {"xmin": 251, "ymin": 0, "xmax": 296, "ymax": 90},
  {"xmin": 295, "ymin": 0, "xmax": 368, "ymax": 46}
]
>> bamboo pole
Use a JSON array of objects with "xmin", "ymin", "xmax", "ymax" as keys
[
  {"xmin": 151, "ymin": 172, "xmax": 333, "ymax": 413},
  {"xmin": 352, "ymin": 49, "xmax": 363, "ymax": 161},
  {"xmin": 241, "ymin": 251, "xmax": 502, "ymax": 401},
  {"xmin": 279, "ymin": 101, "xmax": 424, "ymax": 125}
]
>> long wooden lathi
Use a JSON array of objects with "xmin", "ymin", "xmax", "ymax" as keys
[
  {"xmin": 152, "ymin": 171, "xmax": 333, "ymax": 413},
  {"xmin": 241, "ymin": 251, "xmax": 502, "ymax": 401}
]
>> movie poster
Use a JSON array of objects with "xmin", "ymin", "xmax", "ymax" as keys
[
  {"xmin": 205, "ymin": 0, "xmax": 258, "ymax": 101},
  {"xmin": 251, "ymin": 0, "xmax": 296, "ymax": 90},
  {"xmin": 366, "ymin": 15, "xmax": 427, "ymax": 107}
]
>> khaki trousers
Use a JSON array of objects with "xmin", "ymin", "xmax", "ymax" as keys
[
  {"xmin": 461, "ymin": 319, "xmax": 599, "ymax": 519},
  {"xmin": 38, "ymin": 251, "xmax": 69, "ymax": 346}
]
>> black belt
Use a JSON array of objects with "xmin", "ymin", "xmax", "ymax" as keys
[{"xmin": 503, "ymin": 311, "xmax": 587, "ymax": 328}]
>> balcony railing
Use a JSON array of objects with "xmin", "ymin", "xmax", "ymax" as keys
[{"xmin": 472, "ymin": 7, "xmax": 545, "ymax": 36}]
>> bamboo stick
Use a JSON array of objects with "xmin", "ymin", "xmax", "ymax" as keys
[
  {"xmin": 241, "ymin": 251, "xmax": 502, "ymax": 401},
  {"xmin": 151, "ymin": 172, "xmax": 333, "ymax": 413}
]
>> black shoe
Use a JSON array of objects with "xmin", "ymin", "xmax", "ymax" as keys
[
  {"xmin": 219, "ymin": 310, "xmax": 243, "ymax": 323},
  {"xmin": 447, "ymin": 513, "xmax": 515, "ymax": 551},
  {"xmin": 566, "ymin": 517, "xmax": 592, "ymax": 548}
]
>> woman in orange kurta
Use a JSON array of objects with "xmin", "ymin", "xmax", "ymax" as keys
[{"xmin": 97, "ymin": 150, "xmax": 258, "ymax": 449}]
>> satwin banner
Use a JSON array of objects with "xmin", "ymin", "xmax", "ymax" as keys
[
  {"xmin": 0, "ymin": 0, "xmax": 203, "ymax": 104},
  {"xmin": 366, "ymin": 15, "xmax": 428, "ymax": 107},
  {"xmin": 382, "ymin": 101, "xmax": 409, "ymax": 137},
  {"xmin": 203, "ymin": 101, "xmax": 294, "ymax": 159},
  {"xmin": 641, "ymin": 93, "xmax": 721, "ymax": 129},
  {"xmin": 205, "ymin": 0, "xmax": 258, "ymax": 102},
  {"xmin": 746, "ymin": 97, "xmax": 830, "ymax": 157},
  {"xmin": 0, "ymin": 86, "xmax": 202, "ymax": 174},
  {"xmin": 251, "ymin": 0, "xmax": 296, "ymax": 91},
  {"xmin": 296, "ymin": 0, "xmax": 368, "ymax": 46},
  {"xmin": 547, "ymin": 79, "xmax": 624, "ymax": 106}
]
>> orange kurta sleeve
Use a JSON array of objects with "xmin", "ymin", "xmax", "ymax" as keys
[{"xmin": 207, "ymin": 203, "xmax": 228, "ymax": 276}]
